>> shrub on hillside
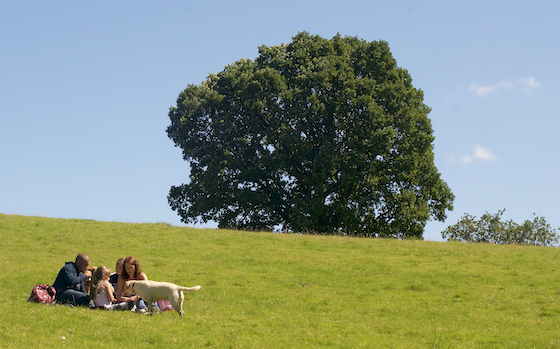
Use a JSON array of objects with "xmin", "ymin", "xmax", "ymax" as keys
[{"xmin": 442, "ymin": 209, "xmax": 559, "ymax": 246}]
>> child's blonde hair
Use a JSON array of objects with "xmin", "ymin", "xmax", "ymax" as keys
[{"xmin": 90, "ymin": 265, "xmax": 111, "ymax": 301}]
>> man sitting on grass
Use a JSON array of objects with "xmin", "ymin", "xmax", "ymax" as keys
[{"xmin": 53, "ymin": 254, "xmax": 92, "ymax": 306}]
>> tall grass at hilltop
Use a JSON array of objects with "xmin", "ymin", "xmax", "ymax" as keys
[{"xmin": 0, "ymin": 213, "xmax": 559, "ymax": 348}]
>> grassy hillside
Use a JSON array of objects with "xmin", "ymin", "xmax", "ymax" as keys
[{"xmin": 0, "ymin": 213, "xmax": 559, "ymax": 348}]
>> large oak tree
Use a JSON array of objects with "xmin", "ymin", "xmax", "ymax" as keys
[{"xmin": 167, "ymin": 32, "xmax": 454, "ymax": 238}]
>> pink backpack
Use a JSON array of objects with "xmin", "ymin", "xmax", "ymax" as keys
[
  {"xmin": 157, "ymin": 300, "xmax": 173, "ymax": 312},
  {"xmin": 28, "ymin": 284, "xmax": 57, "ymax": 304}
]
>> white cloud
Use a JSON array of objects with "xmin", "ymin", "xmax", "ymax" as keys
[
  {"xmin": 469, "ymin": 76, "xmax": 540, "ymax": 97},
  {"xmin": 472, "ymin": 145, "xmax": 497, "ymax": 161},
  {"xmin": 458, "ymin": 155, "xmax": 473, "ymax": 164},
  {"xmin": 459, "ymin": 145, "xmax": 497, "ymax": 164},
  {"xmin": 518, "ymin": 76, "xmax": 541, "ymax": 95}
]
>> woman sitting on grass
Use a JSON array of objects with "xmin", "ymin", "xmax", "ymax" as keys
[
  {"xmin": 90, "ymin": 266, "xmax": 119, "ymax": 309},
  {"xmin": 116, "ymin": 256, "xmax": 148, "ymax": 313}
]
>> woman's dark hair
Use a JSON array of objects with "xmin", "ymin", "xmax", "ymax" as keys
[{"xmin": 122, "ymin": 256, "xmax": 142, "ymax": 280}]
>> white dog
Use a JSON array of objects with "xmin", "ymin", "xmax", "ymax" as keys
[{"xmin": 124, "ymin": 280, "xmax": 201, "ymax": 316}]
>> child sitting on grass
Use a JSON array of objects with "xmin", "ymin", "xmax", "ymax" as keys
[
  {"xmin": 90, "ymin": 266, "xmax": 121, "ymax": 310},
  {"xmin": 109, "ymin": 257, "xmax": 125, "ymax": 295}
]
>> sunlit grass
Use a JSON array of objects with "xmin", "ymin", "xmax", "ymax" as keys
[{"xmin": 1, "ymin": 213, "xmax": 559, "ymax": 348}]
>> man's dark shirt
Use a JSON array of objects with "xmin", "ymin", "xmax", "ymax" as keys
[{"xmin": 52, "ymin": 262, "xmax": 86, "ymax": 292}]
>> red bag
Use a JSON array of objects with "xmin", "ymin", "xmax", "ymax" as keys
[
  {"xmin": 28, "ymin": 284, "xmax": 57, "ymax": 304},
  {"xmin": 157, "ymin": 300, "xmax": 173, "ymax": 312}
]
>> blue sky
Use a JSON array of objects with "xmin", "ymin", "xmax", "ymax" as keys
[{"xmin": 1, "ymin": 0, "xmax": 558, "ymax": 241}]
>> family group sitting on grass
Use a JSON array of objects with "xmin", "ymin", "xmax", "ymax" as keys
[{"xmin": 52, "ymin": 253, "xmax": 153, "ymax": 313}]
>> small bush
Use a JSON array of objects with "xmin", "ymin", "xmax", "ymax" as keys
[{"xmin": 442, "ymin": 209, "xmax": 559, "ymax": 246}]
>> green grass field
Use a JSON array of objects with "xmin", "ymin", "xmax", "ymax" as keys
[{"xmin": 1, "ymin": 213, "xmax": 559, "ymax": 348}]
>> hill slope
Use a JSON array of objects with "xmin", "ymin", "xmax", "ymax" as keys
[{"xmin": 0, "ymin": 214, "xmax": 559, "ymax": 348}]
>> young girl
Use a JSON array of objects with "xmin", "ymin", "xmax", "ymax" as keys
[
  {"xmin": 90, "ymin": 266, "xmax": 117, "ymax": 309},
  {"xmin": 109, "ymin": 257, "xmax": 125, "ymax": 293}
]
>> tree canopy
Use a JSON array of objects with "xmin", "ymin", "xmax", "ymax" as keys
[
  {"xmin": 167, "ymin": 32, "xmax": 454, "ymax": 238},
  {"xmin": 442, "ymin": 209, "xmax": 559, "ymax": 246}
]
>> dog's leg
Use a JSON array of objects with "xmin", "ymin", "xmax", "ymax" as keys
[
  {"xmin": 146, "ymin": 301, "xmax": 155, "ymax": 315},
  {"xmin": 177, "ymin": 291, "xmax": 185, "ymax": 316},
  {"xmin": 140, "ymin": 294, "xmax": 154, "ymax": 315}
]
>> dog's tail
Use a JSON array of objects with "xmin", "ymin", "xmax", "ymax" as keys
[{"xmin": 179, "ymin": 285, "xmax": 202, "ymax": 292}]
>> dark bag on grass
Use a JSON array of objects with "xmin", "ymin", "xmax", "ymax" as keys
[{"xmin": 28, "ymin": 284, "xmax": 57, "ymax": 304}]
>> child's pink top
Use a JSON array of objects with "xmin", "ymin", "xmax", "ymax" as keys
[{"xmin": 94, "ymin": 283, "xmax": 111, "ymax": 307}]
